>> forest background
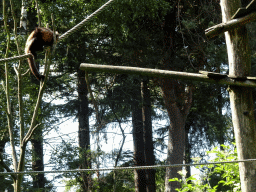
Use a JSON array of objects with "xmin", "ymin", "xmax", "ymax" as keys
[{"xmin": 1, "ymin": 0, "xmax": 256, "ymax": 191}]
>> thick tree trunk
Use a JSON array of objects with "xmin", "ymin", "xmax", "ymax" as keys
[
  {"xmin": 31, "ymin": 127, "xmax": 45, "ymax": 189},
  {"xmin": 160, "ymin": 79, "xmax": 192, "ymax": 192},
  {"xmin": 78, "ymin": 69, "xmax": 91, "ymax": 192},
  {"xmin": 221, "ymin": 0, "xmax": 256, "ymax": 191},
  {"xmin": 141, "ymin": 79, "xmax": 156, "ymax": 192},
  {"xmin": 160, "ymin": 3, "xmax": 193, "ymax": 191},
  {"xmin": 132, "ymin": 81, "xmax": 146, "ymax": 192}
]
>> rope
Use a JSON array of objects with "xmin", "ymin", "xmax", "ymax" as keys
[
  {"xmin": 0, "ymin": 53, "xmax": 32, "ymax": 64},
  {"xmin": 1, "ymin": 159, "xmax": 256, "ymax": 176},
  {"xmin": 59, "ymin": 0, "xmax": 115, "ymax": 41}
]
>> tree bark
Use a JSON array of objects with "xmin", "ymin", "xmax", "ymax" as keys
[
  {"xmin": 78, "ymin": 69, "xmax": 91, "ymax": 192},
  {"xmin": 141, "ymin": 79, "xmax": 156, "ymax": 192},
  {"xmin": 31, "ymin": 127, "xmax": 45, "ymax": 189},
  {"xmin": 132, "ymin": 81, "xmax": 146, "ymax": 192},
  {"xmin": 161, "ymin": 79, "xmax": 192, "ymax": 192},
  {"xmin": 159, "ymin": 3, "xmax": 193, "ymax": 190},
  {"xmin": 221, "ymin": 0, "xmax": 256, "ymax": 191}
]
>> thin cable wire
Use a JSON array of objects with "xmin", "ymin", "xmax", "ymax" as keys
[
  {"xmin": 59, "ymin": 0, "xmax": 115, "ymax": 41},
  {"xmin": 1, "ymin": 159, "xmax": 256, "ymax": 176},
  {"xmin": 0, "ymin": 54, "xmax": 32, "ymax": 64}
]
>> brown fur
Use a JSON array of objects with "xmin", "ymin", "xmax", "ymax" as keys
[{"xmin": 25, "ymin": 27, "xmax": 58, "ymax": 81}]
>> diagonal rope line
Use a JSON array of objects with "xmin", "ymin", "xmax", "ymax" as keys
[
  {"xmin": 1, "ymin": 159, "xmax": 256, "ymax": 176},
  {"xmin": 0, "ymin": 54, "xmax": 32, "ymax": 64},
  {"xmin": 59, "ymin": 0, "xmax": 115, "ymax": 41}
]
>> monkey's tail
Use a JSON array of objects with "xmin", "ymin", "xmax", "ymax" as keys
[{"xmin": 27, "ymin": 56, "xmax": 45, "ymax": 81}]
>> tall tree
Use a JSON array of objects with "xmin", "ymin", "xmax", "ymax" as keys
[
  {"xmin": 31, "ymin": 127, "xmax": 45, "ymax": 189},
  {"xmin": 78, "ymin": 69, "xmax": 91, "ymax": 191},
  {"xmin": 132, "ymin": 79, "xmax": 147, "ymax": 192},
  {"xmin": 142, "ymin": 79, "xmax": 155, "ymax": 192},
  {"xmin": 160, "ymin": 79, "xmax": 192, "ymax": 191},
  {"xmin": 159, "ymin": 3, "xmax": 193, "ymax": 191}
]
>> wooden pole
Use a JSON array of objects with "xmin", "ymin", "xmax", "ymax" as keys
[
  {"xmin": 205, "ymin": 12, "xmax": 256, "ymax": 38},
  {"xmin": 221, "ymin": 0, "xmax": 256, "ymax": 191},
  {"xmin": 80, "ymin": 63, "xmax": 256, "ymax": 88}
]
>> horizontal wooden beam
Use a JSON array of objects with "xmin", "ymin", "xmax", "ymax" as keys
[
  {"xmin": 205, "ymin": 12, "xmax": 256, "ymax": 38},
  {"xmin": 80, "ymin": 63, "xmax": 256, "ymax": 88}
]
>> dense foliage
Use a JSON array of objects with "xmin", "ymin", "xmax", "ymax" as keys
[{"xmin": 170, "ymin": 144, "xmax": 240, "ymax": 192}]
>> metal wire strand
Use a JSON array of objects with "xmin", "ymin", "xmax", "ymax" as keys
[{"xmin": 1, "ymin": 159, "xmax": 256, "ymax": 176}]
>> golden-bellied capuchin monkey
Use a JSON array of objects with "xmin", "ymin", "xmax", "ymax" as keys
[{"xmin": 25, "ymin": 27, "xmax": 59, "ymax": 81}]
